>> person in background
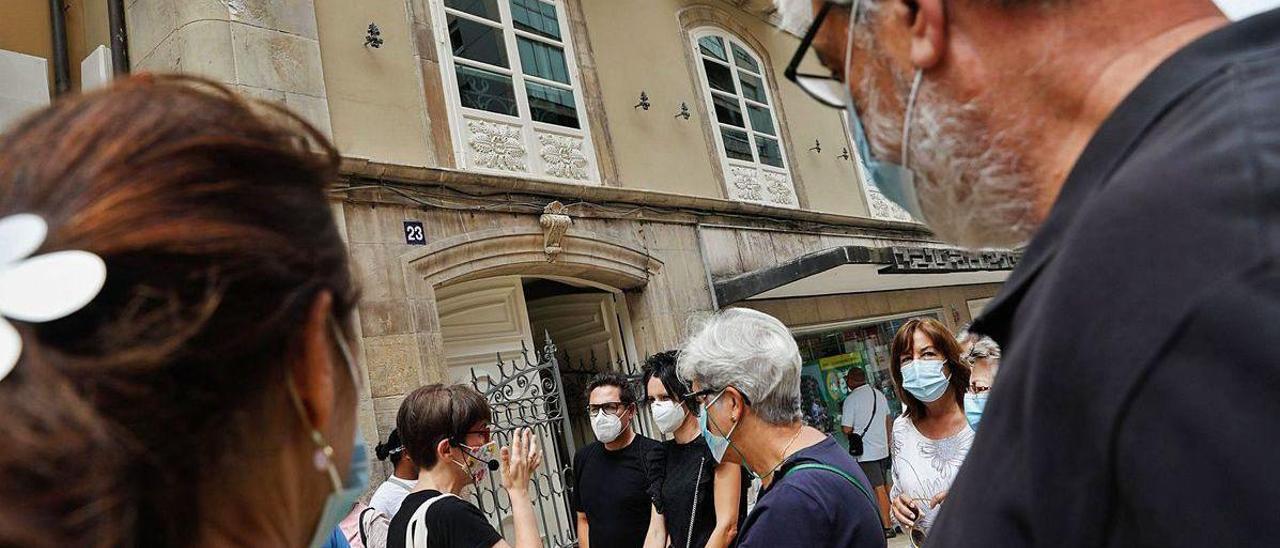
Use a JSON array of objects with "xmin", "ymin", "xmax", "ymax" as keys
[
  {"xmin": 0, "ymin": 75, "xmax": 364, "ymax": 547},
  {"xmin": 885, "ymin": 318, "xmax": 973, "ymax": 546},
  {"xmin": 841, "ymin": 368, "xmax": 894, "ymax": 538},
  {"xmin": 677, "ymin": 308, "xmax": 884, "ymax": 548},
  {"xmin": 370, "ymin": 428, "xmax": 417, "ymax": 518},
  {"xmin": 956, "ymin": 328, "xmax": 1001, "ymax": 430},
  {"xmin": 573, "ymin": 373, "xmax": 663, "ymax": 548},
  {"xmin": 642, "ymin": 351, "xmax": 746, "ymax": 548},
  {"xmin": 386, "ymin": 384, "xmax": 541, "ymax": 548}
]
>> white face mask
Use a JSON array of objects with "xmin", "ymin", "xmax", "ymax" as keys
[
  {"xmin": 650, "ymin": 400, "xmax": 688, "ymax": 434},
  {"xmin": 591, "ymin": 412, "xmax": 624, "ymax": 443}
]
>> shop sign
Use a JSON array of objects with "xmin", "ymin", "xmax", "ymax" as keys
[
  {"xmin": 819, "ymin": 351, "xmax": 862, "ymax": 371},
  {"xmin": 882, "ymin": 246, "xmax": 1021, "ymax": 274}
]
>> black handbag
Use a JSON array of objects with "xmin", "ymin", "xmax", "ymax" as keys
[{"xmin": 847, "ymin": 389, "xmax": 877, "ymax": 458}]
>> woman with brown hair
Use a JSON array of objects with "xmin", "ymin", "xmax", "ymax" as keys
[
  {"xmin": 885, "ymin": 317, "xmax": 974, "ymax": 546},
  {"xmin": 387, "ymin": 384, "xmax": 542, "ymax": 548},
  {"xmin": 0, "ymin": 75, "xmax": 364, "ymax": 547}
]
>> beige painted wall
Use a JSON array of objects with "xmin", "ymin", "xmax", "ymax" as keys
[
  {"xmin": 314, "ymin": 0, "xmax": 435, "ymax": 166},
  {"xmin": 1, "ymin": 0, "xmax": 110, "ymax": 92},
  {"xmin": 579, "ymin": 0, "xmax": 868, "ymax": 215}
]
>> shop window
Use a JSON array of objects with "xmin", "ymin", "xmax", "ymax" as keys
[
  {"xmin": 691, "ymin": 30, "xmax": 797, "ymax": 207},
  {"xmin": 436, "ymin": 0, "xmax": 598, "ymax": 182}
]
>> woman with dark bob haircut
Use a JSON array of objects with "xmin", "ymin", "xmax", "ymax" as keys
[
  {"xmin": 885, "ymin": 318, "xmax": 974, "ymax": 546},
  {"xmin": 0, "ymin": 75, "xmax": 362, "ymax": 547},
  {"xmin": 387, "ymin": 384, "xmax": 541, "ymax": 548}
]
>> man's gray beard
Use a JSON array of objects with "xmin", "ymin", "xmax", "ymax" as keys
[{"xmin": 858, "ymin": 59, "xmax": 1040, "ymax": 249}]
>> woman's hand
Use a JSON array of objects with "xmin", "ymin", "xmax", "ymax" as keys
[
  {"xmin": 890, "ymin": 494, "xmax": 919, "ymax": 528},
  {"xmin": 930, "ymin": 490, "xmax": 949, "ymax": 508},
  {"xmin": 500, "ymin": 428, "xmax": 542, "ymax": 494}
]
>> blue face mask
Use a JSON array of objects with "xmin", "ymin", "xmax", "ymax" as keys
[
  {"xmin": 699, "ymin": 390, "xmax": 734, "ymax": 463},
  {"xmin": 963, "ymin": 391, "xmax": 987, "ymax": 430},
  {"xmin": 841, "ymin": 0, "xmax": 926, "ymax": 220},
  {"xmin": 298, "ymin": 321, "xmax": 372, "ymax": 548},
  {"xmin": 901, "ymin": 358, "xmax": 951, "ymax": 403}
]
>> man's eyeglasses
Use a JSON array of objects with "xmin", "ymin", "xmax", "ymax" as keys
[
  {"xmin": 587, "ymin": 402, "xmax": 629, "ymax": 417},
  {"xmin": 785, "ymin": 1, "xmax": 850, "ymax": 108}
]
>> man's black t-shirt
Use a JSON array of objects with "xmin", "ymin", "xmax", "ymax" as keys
[
  {"xmin": 386, "ymin": 490, "xmax": 502, "ymax": 548},
  {"xmin": 571, "ymin": 434, "xmax": 660, "ymax": 548}
]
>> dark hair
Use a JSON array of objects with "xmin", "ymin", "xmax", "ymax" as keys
[
  {"xmin": 376, "ymin": 428, "xmax": 406, "ymax": 464},
  {"xmin": 641, "ymin": 351, "xmax": 697, "ymax": 415},
  {"xmin": 888, "ymin": 318, "xmax": 970, "ymax": 420},
  {"xmin": 0, "ymin": 75, "xmax": 357, "ymax": 547},
  {"xmin": 585, "ymin": 372, "xmax": 638, "ymax": 406},
  {"xmin": 397, "ymin": 384, "xmax": 492, "ymax": 469}
]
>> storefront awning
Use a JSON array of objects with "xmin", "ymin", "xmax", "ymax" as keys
[{"xmin": 714, "ymin": 245, "xmax": 1020, "ymax": 305}]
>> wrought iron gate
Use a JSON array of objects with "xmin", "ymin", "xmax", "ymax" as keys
[{"xmin": 467, "ymin": 336, "xmax": 579, "ymax": 547}]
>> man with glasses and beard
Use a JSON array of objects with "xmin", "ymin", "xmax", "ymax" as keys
[
  {"xmin": 572, "ymin": 374, "xmax": 662, "ymax": 548},
  {"xmin": 777, "ymin": 0, "xmax": 1280, "ymax": 546}
]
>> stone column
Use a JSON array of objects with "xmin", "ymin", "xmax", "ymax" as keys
[{"xmin": 125, "ymin": 0, "xmax": 332, "ymax": 137}]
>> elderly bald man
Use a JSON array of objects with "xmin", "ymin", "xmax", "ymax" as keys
[{"xmin": 777, "ymin": 0, "xmax": 1280, "ymax": 546}]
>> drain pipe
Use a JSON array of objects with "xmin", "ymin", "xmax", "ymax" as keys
[
  {"xmin": 49, "ymin": 0, "xmax": 71, "ymax": 94},
  {"xmin": 107, "ymin": 0, "xmax": 130, "ymax": 74}
]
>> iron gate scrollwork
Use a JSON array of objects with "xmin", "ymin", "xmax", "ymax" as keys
[{"xmin": 467, "ymin": 335, "xmax": 579, "ymax": 547}]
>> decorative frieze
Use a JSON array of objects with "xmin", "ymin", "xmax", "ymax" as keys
[
  {"xmin": 538, "ymin": 133, "xmax": 589, "ymax": 180},
  {"xmin": 467, "ymin": 120, "xmax": 528, "ymax": 172}
]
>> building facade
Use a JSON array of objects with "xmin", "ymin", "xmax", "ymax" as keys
[{"xmin": 1, "ymin": 0, "xmax": 1012, "ymax": 542}]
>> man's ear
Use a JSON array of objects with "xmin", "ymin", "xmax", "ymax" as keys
[
  {"xmin": 437, "ymin": 438, "xmax": 455, "ymax": 462},
  {"xmin": 289, "ymin": 291, "xmax": 335, "ymax": 432},
  {"xmin": 906, "ymin": 0, "xmax": 948, "ymax": 69}
]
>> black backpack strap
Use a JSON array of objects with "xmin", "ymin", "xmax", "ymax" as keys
[
  {"xmin": 359, "ymin": 506, "xmax": 378, "ymax": 546},
  {"xmin": 783, "ymin": 462, "xmax": 877, "ymax": 509}
]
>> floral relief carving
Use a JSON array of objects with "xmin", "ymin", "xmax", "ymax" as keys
[
  {"xmin": 762, "ymin": 171, "xmax": 796, "ymax": 206},
  {"xmin": 729, "ymin": 166, "xmax": 763, "ymax": 202},
  {"xmin": 467, "ymin": 120, "xmax": 528, "ymax": 172},
  {"xmin": 866, "ymin": 186, "xmax": 915, "ymax": 222},
  {"xmin": 538, "ymin": 133, "xmax": 589, "ymax": 180}
]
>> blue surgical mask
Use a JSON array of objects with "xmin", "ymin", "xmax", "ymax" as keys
[
  {"xmin": 308, "ymin": 426, "xmax": 371, "ymax": 548},
  {"xmin": 963, "ymin": 391, "xmax": 987, "ymax": 430},
  {"xmin": 699, "ymin": 390, "xmax": 733, "ymax": 463},
  {"xmin": 901, "ymin": 358, "xmax": 951, "ymax": 403},
  {"xmin": 299, "ymin": 321, "xmax": 372, "ymax": 548},
  {"xmin": 842, "ymin": 0, "xmax": 926, "ymax": 220}
]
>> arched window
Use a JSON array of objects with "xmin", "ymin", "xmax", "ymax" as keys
[
  {"xmin": 691, "ymin": 29, "xmax": 797, "ymax": 207},
  {"xmin": 434, "ymin": 0, "xmax": 599, "ymax": 183}
]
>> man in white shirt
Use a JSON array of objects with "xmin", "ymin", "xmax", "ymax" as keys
[{"xmin": 841, "ymin": 367, "xmax": 894, "ymax": 537}]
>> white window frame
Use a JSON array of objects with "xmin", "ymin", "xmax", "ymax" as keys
[
  {"xmin": 689, "ymin": 28, "xmax": 797, "ymax": 207},
  {"xmin": 839, "ymin": 114, "xmax": 915, "ymax": 222},
  {"xmin": 429, "ymin": 0, "xmax": 600, "ymax": 184}
]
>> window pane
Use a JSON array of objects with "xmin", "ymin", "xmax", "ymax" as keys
[
  {"xmin": 721, "ymin": 127, "xmax": 754, "ymax": 161},
  {"xmin": 449, "ymin": 15, "xmax": 508, "ymax": 68},
  {"xmin": 511, "ymin": 0, "xmax": 561, "ymax": 40},
  {"xmin": 698, "ymin": 36, "xmax": 727, "ymax": 62},
  {"xmin": 456, "ymin": 65, "xmax": 518, "ymax": 116},
  {"xmin": 731, "ymin": 43, "xmax": 760, "ymax": 73},
  {"xmin": 703, "ymin": 58, "xmax": 735, "ymax": 94},
  {"xmin": 739, "ymin": 71, "xmax": 767, "ymax": 104},
  {"xmin": 527, "ymin": 81, "xmax": 579, "ymax": 128},
  {"xmin": 712, "ymin": 94, "xmax": 744, "ymax": 127},
  {"xmin": 747, "ymin": 104, "xmax": 774, "ymax": 135},
  {"xmin": 517, "ymin": 37, "xmax": 570, "ymax": 84},
  {"xmin": 445, "ymin": 0, "xmax": 501, "ymax": 21},
  {"xmin": 756, "ymin": 136, "xmax": 784, "ymax": 167}
]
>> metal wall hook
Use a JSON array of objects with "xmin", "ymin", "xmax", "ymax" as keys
[
  {"xmin": 809, "ymin": 139, "xmax": 821, "ymax": 153},
  {"xmin": 365, "ymin": 23, "xmax": 383, "ymax": 48},
  {"xmin": 634, "ymin": 91, "xmax": 651, "ymax": 110},
  {"xmin": 674, "ymin": 102, "xmax": 690, "ymax": 120},
  {"xmin": 839, "ymin": 147, "xmax": 850, "ymax": 160}
]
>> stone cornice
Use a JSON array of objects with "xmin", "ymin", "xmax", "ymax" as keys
[{"xmin": 338, "ymin": 158, "xmax": 935, "ymax": 237}]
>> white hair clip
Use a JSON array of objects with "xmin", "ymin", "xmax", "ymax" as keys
[{"xmin": 0, "ymin": 214, "xmax": 107, "ymax": 382}]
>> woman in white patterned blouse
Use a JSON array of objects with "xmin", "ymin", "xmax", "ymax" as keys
[{"xmin": 885, "ymin": 318, "xmax": 975, "ymax": 545}]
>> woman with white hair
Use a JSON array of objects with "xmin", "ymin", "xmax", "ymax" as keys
[
  {"xmin": 957, "ymin": 328, "xmax": 1002, "ymax": 429},
  {"xmin": 677, "ymin": 308, "xmax": 885, "ymax": 548}
]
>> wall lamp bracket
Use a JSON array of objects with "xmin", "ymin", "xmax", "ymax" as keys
[
  {"xmin": 839, "ymin": 147, "xmax": 850, "ymax": 160},
  {"xmin": 634, "ymin": 91, "xmax": 651, "ymax": 110},
  {"xmin": 809, "ymin": 139, "xmax": 821, "ymax": 154},
  {"xmin": 674, "ymin": 102, "xmax": 690, "ymax": 120},
  {"xmin": 365, "ymin": 23, "xmax": 384, "ymax": 48}
]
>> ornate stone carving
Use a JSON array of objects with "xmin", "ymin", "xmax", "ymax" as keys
[
  {"xmin": 467, "ymin": 120, "xmax": 527, "ymax": 172},
  {"xmin": 865, "ymin": 186, "xmax": 915, "ymax": 222},
  {"xmin": 762, "ymin": 171, "xmax": 796, "ymax": 206},
  {"xmin": 538, "ymin": 133, "xmax": 589, "ymax": 180},
  {"xmin": 728, "ymin": 166, "xmax": 763, "ymax": 202},
  {"xmin": 539, "ymin": 201, "xmax": 572, "ymax": 262}
]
